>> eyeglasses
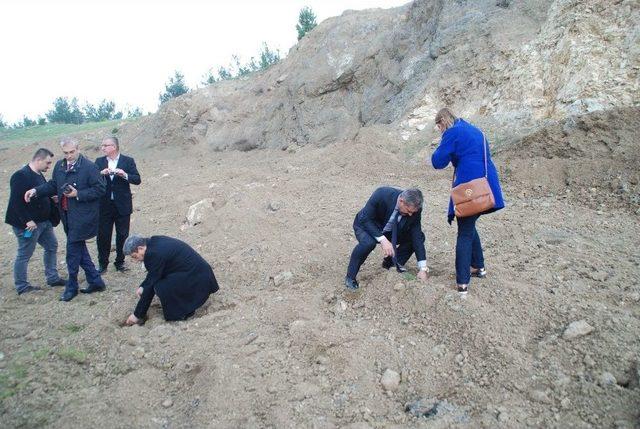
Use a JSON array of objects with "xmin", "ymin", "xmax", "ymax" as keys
[{"xmin": 100, "ymin": 144, "xmax": 115, "ymax": 147}]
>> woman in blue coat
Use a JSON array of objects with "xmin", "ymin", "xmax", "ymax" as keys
[{"xmin": 430, "ymin": 108, "xmax": 504, "ymax": 295}]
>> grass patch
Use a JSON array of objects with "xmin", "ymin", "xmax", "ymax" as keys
[
  {"xmin": 57, "ymin": 348, "xmax": 87, "ymax": 364},
  {"xmin": 0, "ymin": 119, "xmax": 132, "ymax": 147},
  {"xmin": 64, "ymin": 324, "xmax": 84, "ymax": 334},
  {"xmin": 403, "ymin": 272, "xmax": 417, "ymax": 281},
  {"xmin": 32, "ymin": 348, "xmax": 52, "ymax": 360},
  {"xmin": 0, "ymin": 364, "xmax": 28, "ymax": 400}
]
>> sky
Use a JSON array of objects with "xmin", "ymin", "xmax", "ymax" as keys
[{"xmin": 0, "ymin": 0, "xmax": 409, "ymax": 124}]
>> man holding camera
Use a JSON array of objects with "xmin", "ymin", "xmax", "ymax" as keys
[
  {"xmin": 95, "ymin": 136, "xmax": 141, "ymax": 273},
  {"xmin": 25, "ymin": 137, "xmax": 106, "ymax": 302}
]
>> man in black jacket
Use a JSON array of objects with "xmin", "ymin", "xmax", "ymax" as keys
[
  {"xmin": 122, "ymin": 235, "xmax": 219, "ymax": 325},
  {"xmin": 25, "ymin": 138, "xmax": 107, "ymax": 301},
  {"xmin": 345, "ymin": 187, "xmax": 429, "ymax": 290},
  {"xmin": 5, "ymin": 148, "xmax": 66, "ymax": 294},
  {"xmin": 95, "ymin": 136, "xmax": 141, "ymax": 273}
]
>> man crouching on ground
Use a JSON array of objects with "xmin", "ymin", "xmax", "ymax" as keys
[
  {"xmin": 345, "ymin": 187, "xmax": 429, "ymax": 290},
  {"xmin": 122, "ymin": 234, "xmax": 219, "ymax": 325}
]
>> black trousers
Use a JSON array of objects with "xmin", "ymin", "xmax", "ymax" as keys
[
  {"xmin": 346, "ymin": 221, "xmax": 423, "ymax": 280},
  {"xmin": 97, "ymin": 200, "xmax": 130, "ymax": 268}
]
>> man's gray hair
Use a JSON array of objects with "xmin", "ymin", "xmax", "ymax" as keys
[
  {"xmin": 60, "ymin": 137, "xmax": 79, "ymax": 148},
  {"xmin": 103, "ymin": 136, "xmax": 119, "ymax": 150},
  {"xmin": 400, "ymin": 188, "xmax": 423, "ymax": 209},
  {"xmin": 123, "ymin": 234, "xmax": 148, "ymax": 255}
]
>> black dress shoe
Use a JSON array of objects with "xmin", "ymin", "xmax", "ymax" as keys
[
  {"xmin": 382, "ymin": 257, "xmax": 393, "ymax": 270},
  {"xmin": 60, "ymin": 289, "xmax": 78, "ymax": 301},
  {"xmin": 97, "ymin": 265, "xmax": 108, "ymax": 274},
  {"xmin": 344, "ymin": 277, "xmax": 359, "ymax": 290},
  {"xmin": 80, "ymin": 284, "xmax": 106, "ymax": 294},
  {"xmin": 114, "ymin": 264, "xmax": 129, "ymax": 273},
  {"xmin": 47, "ymin": 278, "xmax": 67, "ymax": 287}
]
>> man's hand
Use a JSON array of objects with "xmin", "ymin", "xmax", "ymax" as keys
[
  {"xmin": 124, "ymin": 314, "xmax": 140, "ymax": 326},
  {"xmin": 100, "ymin": 168, "xmax": 110, "ymax": 175},
  {"xmin": 417, "ymin": 269, "xmax": 429, "ymax": 281},
  {"xmin": 136, "ymin": 287, "xmax": 143, "ymax": 298},
  {"xmin": 24, "ymin": 189, "xmax": 36, "ymax": 202},
  {"xmin": 64, "ymin": 185, "xmax": 78, "ymax": 198},
  {"xmin": 380, "ymin": 237, "xmax": 395, "ymax": 258},
  {"xmin": 25, "ymin": 220, "xmax": 37, "ymax": 232},
  {"xmin": 114, "ymin": 168, "xmax": 126, "ymax": 178},
  {"xmin": 51, "ymin": 195, "xmax": 58, "ymax": 204}
]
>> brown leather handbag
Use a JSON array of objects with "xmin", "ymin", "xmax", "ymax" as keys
[{"xmin": 450, "ymin": 134, "xmax": 495, "ymax": 218}]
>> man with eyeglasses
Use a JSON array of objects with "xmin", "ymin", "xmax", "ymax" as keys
[
  {"xmin": 25, "ymin": 138, "xmax": 107, "ymax": 301},
  {"xmin": 95, "ymin": 136, "xmax": 141, "ymax": 273}
]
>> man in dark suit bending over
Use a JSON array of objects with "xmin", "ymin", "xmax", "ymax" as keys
[
  {"xmin": 122, "ymin": 234, "xmax": 219, "ymax": 325},
  {"xmin": 95, "ymin": 136, "xmax": 141, "ymax": 273},
  {"xmin": 345, "ymin": 187, "xmax": 429, "ymax": 290}
]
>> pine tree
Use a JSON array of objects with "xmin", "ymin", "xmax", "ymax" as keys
[{"xmin": 296, "ymin": 6, "xmax": 317, "ymax": 40}]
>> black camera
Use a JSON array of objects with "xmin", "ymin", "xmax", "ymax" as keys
[{"xmin": 62, "ymin": 183, "xmax": 73, "ymax": 194}]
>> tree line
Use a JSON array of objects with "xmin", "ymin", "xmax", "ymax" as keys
[{"xmin": 1, "ymin": 7, "xmax": 317, "ymax": 130}]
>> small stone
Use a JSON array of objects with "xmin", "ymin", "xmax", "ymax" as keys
[
  {"xmin": 455, "ymin": 354, "xmax": 465, "ymax": 365},
  {"xmin": 530, "ymin": 389, "xmax": 551, "ymax": 404},
  {"xmin": 393, "ymin": 283, "xmax": 404, "ymax": 291},
  {"xmin": 560, "ymin": 397, "xmax": 571, "ymax": 409},
  {"xmin": 161, "ymin": 173, "xmax": 170, "ymax": 178},
  {"xmin": 352, "ymin": 301, "xmax": 365, "ymax": 309},
  {"xmin": 162, "ymin": 398, "xmax": 173, "ymax": 408},
  {"xmin": 583, "ymin": 355, "xmax": 596, "ymax": 367},
  {"xmin": 563, "ymin": 320, "xmax": 594, "ymax": 340},
  {"xmin": 272, "ymin": 271, "xmax": 293, "ymax": 286},
  {"xmin": 339, "ymin": 300, "xmax": 348, "ymax": 311},
  {"xmin": 381, "ymin": 369, "xmax": 401, "ymax": 391},
  {"xmin": 267, "ymin": 385, "xmax": 278, "ymax": 393},
  {"xmin": 25, "ymin": 330, "xmax": 39, "ymax": 340},
  {"xmin": 267, "ymin": 201, "xmax": 283, "ymax": 212},
  {"xmin": 599, "ymin": 372, "xmax": 617, "ymax": 387},
  {"xmin": 132, "ymin": 347, "xmax": 145, "ymax": 359},
  {"xmin": 316, "ymin": 355, "xmax": 330, "ymax": 365}
]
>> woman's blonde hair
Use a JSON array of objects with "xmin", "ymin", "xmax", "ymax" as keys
[{"xmin": 435, "ymin": 108, "xmax": 457, "ymax": 130}]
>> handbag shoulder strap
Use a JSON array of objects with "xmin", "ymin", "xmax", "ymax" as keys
[
  {"xmin": 482, "ymin": 133, "xmax": 488, "ymax": 178},
  {"xmin": 452, "ymin": 132, "xmax": 489, "ymax": 185}
]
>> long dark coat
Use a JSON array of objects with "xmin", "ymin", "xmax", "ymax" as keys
[{"xmin": 134, "ymin": 236, "xmax": 219, "ymax": 321}]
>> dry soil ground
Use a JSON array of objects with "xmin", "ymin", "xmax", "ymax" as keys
[{"xmin": 0, "ymin": 135, "xmax": 638, "ymax": 428}]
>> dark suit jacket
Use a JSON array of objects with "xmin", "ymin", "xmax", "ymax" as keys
[
  {"xmin": 95, "ymin": 154, "xmax": 141, "ymax": 216},
  {"xmin": 355, "ymin": 186, "xmax": 426, "ymax": 261},
  {"xmin": 35, "ymin": 154, "xmax": 105, "ymax": 242},
  {"xmin": 134, "ymin": 236, "xmax": 219, "ymax": 321}
]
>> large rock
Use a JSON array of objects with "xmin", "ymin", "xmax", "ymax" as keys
[{"xmin": 185, "ymin": 199, "xmax": 213, "ymax": 226}]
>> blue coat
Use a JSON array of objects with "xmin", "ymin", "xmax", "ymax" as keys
[
  {"xmin": 35, "ymin": 154, "xmax": 106, "ymax": 242},
  {"xmin": 431, "ymin": 119, "xmax": 504, "ymax": 222}
]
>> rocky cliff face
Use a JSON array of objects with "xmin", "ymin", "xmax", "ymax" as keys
[{"xmin": 126, "ymin": 0, "xmax": 638, "ymax": 151}]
